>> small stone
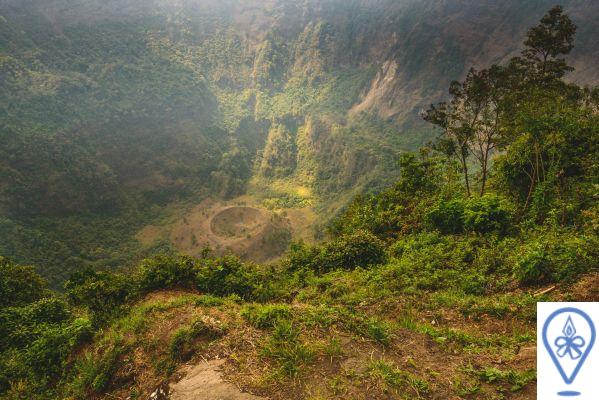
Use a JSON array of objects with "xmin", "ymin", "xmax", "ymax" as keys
[{"xmin": 517, "ymin": 346, "xmax": 537, "ymax": 361}]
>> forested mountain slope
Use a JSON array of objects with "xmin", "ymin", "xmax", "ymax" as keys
[{"xmin": 0, "ymin": 0, "xmax": 597, "ymax": 283}]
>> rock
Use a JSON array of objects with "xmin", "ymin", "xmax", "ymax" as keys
[
  {"xmin": 169, "ymin": 359, "xmax": 265, "ymax": 400},
  {"xmin": 517, "ymin": 346, "xmax": 536, "ymax": 362}
]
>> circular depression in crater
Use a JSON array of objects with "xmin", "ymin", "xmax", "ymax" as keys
[{"xmin": 210, "ymin": 206, "xmax": 268, "ymax": 238}]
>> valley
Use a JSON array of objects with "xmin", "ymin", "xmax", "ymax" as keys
[
  {"xmin": 2, "ymin": 0, "xmax": 598, "ymax": 283},
  {"xmin": 0, "ymin": 1, "xmax": 597, "ymax": 399}
]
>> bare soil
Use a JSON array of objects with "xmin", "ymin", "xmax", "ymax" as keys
[
  {"xmin": 137, "ymin": 195, "xmax": 317, "ymax": 264},
  {"xmin": 169, "ymin": 199, "xmax": 290, "ymax": 263}
]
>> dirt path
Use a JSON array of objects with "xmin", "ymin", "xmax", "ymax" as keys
[{"xmin": 169, "ymin": 359, "xmax": 266, "ymax": 400}]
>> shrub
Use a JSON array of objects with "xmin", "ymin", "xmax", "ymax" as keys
[
  {"xmin": 24, "ymin": 318, "xmax": 92, "ymax": 376},
  {"xmin": 425, "ymin": 195, "xmax": 512, "ymax": 235},
  {"xmin": 549, "ymin": 234, "xmax": 598, "ymax": 281},
  {"xmin": 195, "ymin": 256, "xmax": 265, "ymax": 300},
  {"xmin": 0, "ymin": 257, "xmax": 48, "ymax": 308},
  {"xmin": 138, "ymin": 254, "xmax": 198, "ymax": 291},
  {"xmin": 463, "ymin": 194, "xmax": 512, "ymax": 234},
  {"xmin": 515, "ymin": 242, "xmax": 550, "ymax": 284},
  {"xmin": 515, "ymin": 233, "xmax": 598, "ymax": 285},
  {"xmin": 65, "ymin": 268, "xmax": 135, "ymax": 324},
  {"xmin": 425, "ymin": 199, "xmax": 466, "ymax": 233},
  {"xmin": 28, "ymin": 297, "xmax": 71, "ymax": 324},
  {"xmin": 283, "ymin": 241, "xmax": 320, "ymax": 272},
  {"xmin": 387, "ymin": 233, "xmax": 494, "ymax": 294},
  {"xmin": 292, "ymin": 230, "xmax": 387, "ymax": 273}
]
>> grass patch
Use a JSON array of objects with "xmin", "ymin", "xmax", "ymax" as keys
[
  {"xmin": 241, "ymin": 303, "xmax": 293, "ymax": 328},
  {"xmin": 169, "ymin": 317, "xmax": 224, "ymax": 361},
  {"xmin": 430, "ymin": 290, "xmax": 539, "ymax": 321},
  {"xmin": 67, "ymin": 335, "xmax": 129, "ymax": 395},
  {"xmin": 465, "ymin": 365, "xmax": 536, "ymax": 392},
  {"xmin": 261, "ymin": 320, "xmax": 315, "ymax": 377},
  {"xmin": 368, "ymin": 359, "xmax": 430, "ymax": 398}
]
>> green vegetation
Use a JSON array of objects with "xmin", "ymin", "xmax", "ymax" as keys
[
  {"xmin": 169, "ymin": 317, "xmax": 224, "ymax": 361},
  {"xmin": 368, "ymin": 359, "xmax": 430, "ymax": 397},
  {"xmin": 0, "ymin": 0, "xmax": 411, "ymax": 284},
  {"xmin": 0, "ymin": 4, "xmax": 596, "ymax": 399},
  {"xmin": 285, "ymin": 230, "xmax": 387, "ymax": 273},
  {"xmin": 465, "ymin": 365, "xmax": 536, "ymax": 392}
]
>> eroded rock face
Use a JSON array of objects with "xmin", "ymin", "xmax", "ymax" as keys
[{"xmin": 169, "ymin": 359, "xmax": 265, "ymax": 400}]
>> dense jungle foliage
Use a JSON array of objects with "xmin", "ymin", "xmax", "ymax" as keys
[{"xmin": 0, "ymin": 7, "xmax": 597, "ymax": 398}]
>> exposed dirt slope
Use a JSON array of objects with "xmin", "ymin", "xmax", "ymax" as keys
[{"xmin": 76, "ymin": 272, "xmax": 597, "ymax": 399}]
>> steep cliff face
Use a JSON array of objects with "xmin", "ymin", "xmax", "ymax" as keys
[
  {"xmin": 3, "ymin": 0, "xmax": 596, "ymax": 150},
  {"xmin": 349, "ymin": 0, "xmax": 599, "ymax": 126}
]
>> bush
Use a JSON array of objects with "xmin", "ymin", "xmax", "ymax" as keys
[
  {"xmin": 326, "ymin": 230, "xmax": 387, "ymax": 270},
  {"xmin": 0, "ymin": 257, "xmax": 48, "ymax": 308},
  {"xmin": 65, "ymin": 268, "xmax": 135, "ymax": 324},
  {"xmin": 425, "ymin": 195, "xmax": 512, "ymax": 235},
  {"xmin": 514, "ymin": 242, "xmax": 550, "ymax": 284},
  {"xmin": 515, "ymin": 232, "xmax": 599, "ymax": 285},
  {"xmin": 24, "ymin": 318, "xmax": 92, "ymax": 376},
  {"xmin": 0, "ymin": 315, "xmax": 92, "ymax": 396},
  {"xmin": 463, "ymin": 194, "xmax": 512, "ymax": 234},
  {"xmin": 388, "ymin": 233, "xmax": 493, "ymax": 294},
  {"xmin": 311, "ymin": 230, "xmax": 387, "ymax": 273},
  {"xmin": 284, "ymin": 241, "xmax": 318, "ymax": 272},
  {"xmin": 425, "ymin": 199, "xmax": 466, "ymax": 234},
  {"xmin": 196, "ymin": 256, "xmax": 266, "ymax": 300},
  {"xmin": 0, "ymin": 297, "xmax": 75, "ymax": 353},
  {"xmin": 550, "ymin": 234, "xmax": 598, "ymax": 281},
  {"xmin": 138, "ymin": 254, "xmax": 198, "ymax": 291}
]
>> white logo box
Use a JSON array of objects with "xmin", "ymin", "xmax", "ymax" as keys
[{"xmin": 538, "ymin": 302, "xmax": 599, "ymax": 399}]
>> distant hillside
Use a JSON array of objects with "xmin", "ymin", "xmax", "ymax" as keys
[{"xmin": 0, "ymin": 0, "xmax": 597, "ymax": 283}]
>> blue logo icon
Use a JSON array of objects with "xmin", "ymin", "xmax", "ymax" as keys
[{"xmin": 542, "ymin": 307, "xmax": 596, "ymax": 396}]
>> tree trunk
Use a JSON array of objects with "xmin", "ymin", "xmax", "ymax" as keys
[
  {"xmin": 480, "ymin": 159, "xmax": 488, "ymax": 196},
  {"xmin": 462, "ymin": 154, "xmax": 471, "ymax": 197}
]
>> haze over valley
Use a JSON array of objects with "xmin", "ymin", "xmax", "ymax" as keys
[{"xmin": 2, "ymin": 0, "xmax": 598, "ymax": 283}]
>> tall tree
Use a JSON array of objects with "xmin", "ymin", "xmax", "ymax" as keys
[
  {"xmin": 423, "ymin": 67, "xmax": 505, "ymax": 196},
  {"xmin": 469, "ymin": 65, "xmax": 511, "ymax": 195},
  {"xmin": 501, "ymin": 6, "xmax": 579, "ymax": 210},
  {"xmin": 424, "ymin": 6, "xmax": 579, "ymax": 199},
  {"xmin": 512, "ymin": 5, "xmax": 576, "ymax": 86},
  {"xmin": 422, "ymin": 76, "xmax": 474, "ymax": 196}
]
